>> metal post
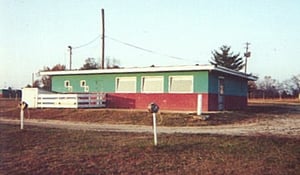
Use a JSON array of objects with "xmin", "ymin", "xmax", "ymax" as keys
[
  {"xmin": 68, "ymin": 46, "xmax": 72, "ymax": 70},
  {"xmin": 245, "ymin": 56, "xmax": 248, "ymax": 73},
  {"xmin": 153, "ymin": 113, "xmax": 157, "ymax": 146},
  {"xmin": 244, "ymin": 42, "xmax": 251, "ymax": 73}
]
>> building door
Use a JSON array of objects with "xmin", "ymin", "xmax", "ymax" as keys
[{"xmin": 218, "ymin": 77, "xmax": 225, "ymax": 110}]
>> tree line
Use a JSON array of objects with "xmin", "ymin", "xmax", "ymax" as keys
[{"xmin": 249, "ymin": 75, "xmax": 300, "ymax": 99}]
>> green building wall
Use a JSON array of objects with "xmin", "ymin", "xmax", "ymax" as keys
[
  {"xmin": 208, "ymin": 72, "xmax": 248, "ymax": 97},
  {"xmin": 49, "ymin": 69, "xmax": 251, "ymax": 111},
  {"xmin": 51, "ymin": 71, "xmax": 209, "ymax": 93}
]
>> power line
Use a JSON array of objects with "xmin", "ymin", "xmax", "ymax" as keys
[
  {"xmin": 105, "ymin": 35, "xmax": 198, "ymax": 62},
  {"xmin": 72, "ymin": 35, "xmax": 101, "ymax": 49},
  {"xmin": 69, "ymin": 34, "xmax": 199, "ymax": 63}
]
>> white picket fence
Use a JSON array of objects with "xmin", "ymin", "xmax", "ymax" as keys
[{"xmin": 37, "ymin": 93, "xmax": 106, "ymax": 108}]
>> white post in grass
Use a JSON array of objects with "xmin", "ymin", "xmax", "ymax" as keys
[
  {"xmin": 152, "ymin": 112, "xmax": 157, "ymax": 146},
  {"xmin": 148, "ymin": 102, "xmax": 159, "ymax": 146},
  {"xmin": 197, "ymin": 94, "xmax": 202, "ymax": 115},
  {"xmin": 20, "ymin": 108, "xmax": 24, "ymax": 130},
  {"xmin": 19, "ymin": 101, "xmax": 28, "ymax": 130}
]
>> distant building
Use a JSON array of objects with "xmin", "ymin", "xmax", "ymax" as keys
[
  {"xmin": 40, "ymin": 65, "xmax": 257, "ymax": 112},
  {"xmin": 0, "ymin": 88, "xmax": 22, "ymax": 98}
]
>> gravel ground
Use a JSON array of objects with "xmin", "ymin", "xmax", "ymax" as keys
[{"xmin": 1, "ymin": 114, "xmax": 299, "ymax": 138}]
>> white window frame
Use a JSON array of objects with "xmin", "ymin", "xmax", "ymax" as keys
[
  {"xmin": 169, "ymin": 75, "xmax": 194, "ymax": 93},
  {"xmin": 64, "ymin": 80, "xmax": 70, "ymax": 88},
  {"xmin": 141, "ymin": 76, "xmax": 164, "ymax": 93},
  {"xmin": 80, "ymin": 80, "xmax": 86, "ymax": 87},
  {"xmin": 115, "ymin": 77, "xmax": 136, "ymax": 93}
]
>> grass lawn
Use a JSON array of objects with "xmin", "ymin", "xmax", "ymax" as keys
[{"xmin": 1, "ymin": 124, "xmax": 299, "ymax": 175}]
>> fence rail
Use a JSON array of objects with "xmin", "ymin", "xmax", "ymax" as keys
[{"xmin": 37, "ymin": 93, "xmax": 106, "ymax": 108}]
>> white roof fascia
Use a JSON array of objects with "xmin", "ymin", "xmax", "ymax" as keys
[
  {"xmin": 214, "ymin": 66, "xmax": 257, "ymax": 80},
  {"xmin": 39, "ymin": 65, "xmax": 215, "ymax": 76},
  {"xmin": 39, "ymin": 65, "xmax": 257, "ymax": 80}
]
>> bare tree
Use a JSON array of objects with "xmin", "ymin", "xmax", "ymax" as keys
[
  {"xmin": 290, "ymin": 74, "xmax": 300, "ymax": 97},
  {"xmin": 257, "ymin": 76, "xmax": 278, "ymax": 99},
  {"xmin": 34, "ymin": 64, "xmax": 66, "ymax": 90},
  {"xmin": 81, "ymin": 58, "xmax": 99, "ymax": 70},
  {"xmin": 106, "ymin": 57, "xmax": 120, "ymax": 69},
  {"xmin": 247, "ymin": 81, "xmax": 257, "ymax": 98},
  {"xmin": 249, "ymin": 74, "xmax": 300, "ymax": 99},
  {"xmin": 80, "ymin": 57, "xmax": 121, "ymax": 70}
]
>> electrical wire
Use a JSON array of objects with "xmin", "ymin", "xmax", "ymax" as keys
[
  {"xmin": 72, "ymin": 35, "xmax": 101, "ymax": 49},
  {"xmin": 69, "ymin": 34, "xmax": 198, "ymax": 62},
  {"xmin": 105, "ymin": 35, "xmax": 199, "ymax": 62}
]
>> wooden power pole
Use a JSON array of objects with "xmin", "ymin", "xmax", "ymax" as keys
[{"xmin": 101, "ymin": 8, "xmax": 105, "ymax": 69}]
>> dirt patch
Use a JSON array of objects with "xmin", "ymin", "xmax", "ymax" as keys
[
  {"xmin": 1, "ymin": 115, "xmax": 299, "ymax": 138},
  {"xmin": 1, "ymin": 98, "xmax": 300, "ymax": 137}
]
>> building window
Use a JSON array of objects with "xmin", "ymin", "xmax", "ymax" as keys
[
  {"xmin": 115, "ymin": 77, "xmax": 136, "ymax": 93},
  {"xmin": 64, "ymin": 80, "xmax": 70, "ymax": 87},
  {"xmin": 80, "ymin": 80, "xmax": 86, "ymax": 87},
  {"xmin": 169, "ymin": 75, "xmax": 193, "ymax": 93},
  {"xmin": 80, "ymin": 80, "xmax": 89, "ymax": 92},
  {"xmin": 141, "ymin": 76, "xmax": 163, "ymax": 93}
]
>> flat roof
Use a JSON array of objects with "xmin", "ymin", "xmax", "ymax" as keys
[{"xmin": 40, "ymin": 64, "xmax": 257, "ymax": 80}]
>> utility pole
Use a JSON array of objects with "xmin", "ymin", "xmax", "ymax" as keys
[
  {"xmin": 68, "ymin": 46, "xmax": 72, "ymax": 70},
  {"xmin": 101, "ymin": 8, "xmax": 105, "ymax": 69},
  {"xmin": 244, "ymin": 42, "xmax": 251, "ymax": 73}
]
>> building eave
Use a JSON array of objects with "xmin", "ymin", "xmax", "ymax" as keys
[
  {"xmin": 39, "ymin": 64, "xmax": 257, "ymax": 80},
  {"xmin": 214, "ymin": 66, "xmax": 257, "ymax": 81}
]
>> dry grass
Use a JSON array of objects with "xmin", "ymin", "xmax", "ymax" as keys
[
  {"xmin": 1, "ymin": 124, "xmax": 299, "ymax": 175},
  {"xmin": 1, "ymin": 98, "xmax": 300, "ymax": 127},
  {"xmin": 249, "ymin": 98, "xmax": 300, "ymax": 104},
  {"xmin": 1, "ymin": 98, "xmax": 300, "ymax": 174}
]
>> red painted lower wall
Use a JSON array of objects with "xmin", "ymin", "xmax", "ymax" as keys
[
  {"xmin": 205, "ymin": 93, "xmax": 247, "ymax": 111},
  {"xmin": 106, "ymin": 93, "xmax": 248, "ymax": 112},
  {"xmin": 106, "ymin": 93, "xmax": 198, "ymax": 111}
]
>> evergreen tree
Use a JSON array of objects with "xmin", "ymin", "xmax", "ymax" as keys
[{"xmin": 210, "ymin": 45, "xmax": 244, "ymax": 71}]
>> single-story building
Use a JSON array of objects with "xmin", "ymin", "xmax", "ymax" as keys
[
  {"xmin": 0, "ymin": 88, "xmax": 22, "ymax": 98},
  {"xmin": 40, "ymin": 64, "xmax": 257, "ymax": 113}
]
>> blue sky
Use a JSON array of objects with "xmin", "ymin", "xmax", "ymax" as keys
[{"xmin": 1, "ymin": 0, "xmax": 299, "ymax": 88}]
